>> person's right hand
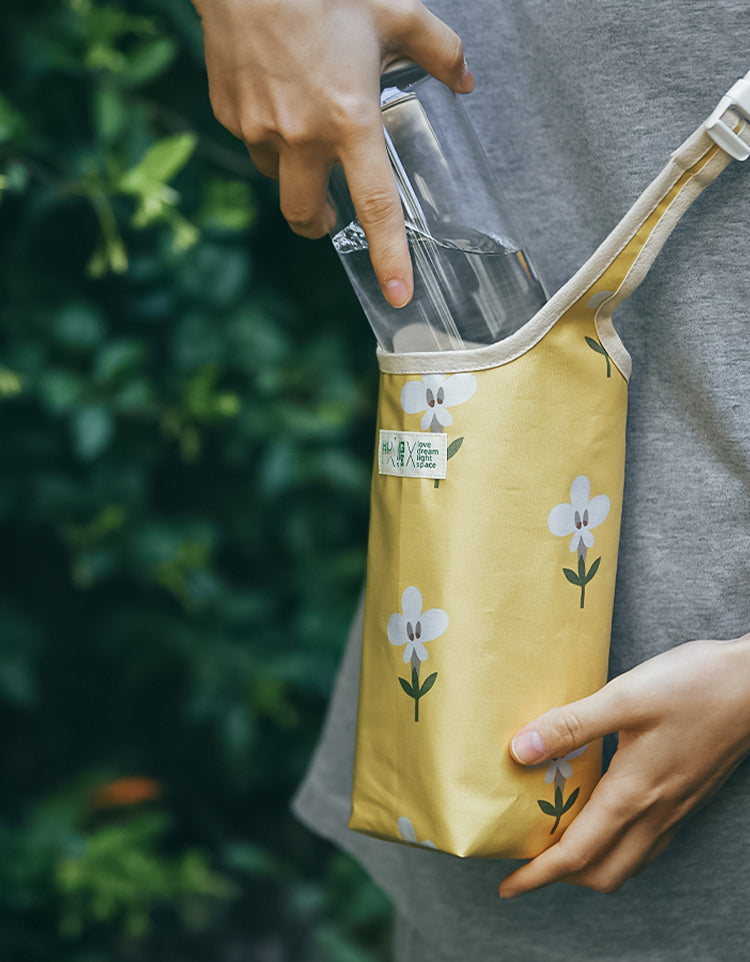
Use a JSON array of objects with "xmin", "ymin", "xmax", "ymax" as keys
[{"xmin": 191, "ymin": 0, "xmax": 474, "ymax": 307}]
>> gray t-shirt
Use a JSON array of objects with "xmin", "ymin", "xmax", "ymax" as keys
[{"xmin": 293, "ymin": 1, "xmax": 750, "ymax": 958}]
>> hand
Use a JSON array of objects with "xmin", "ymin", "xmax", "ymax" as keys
[
  {"xmin": 499, "ymin": 633, "xmax": 750, "ymax": 898},
  {"xmin": 192, "ymin": 0, "xmax": 474, "ymax": 307}
]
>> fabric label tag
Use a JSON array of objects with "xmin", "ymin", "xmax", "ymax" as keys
[{"xmin": 378, "ymin": 430, "xmax": 447, "ymax": 480}]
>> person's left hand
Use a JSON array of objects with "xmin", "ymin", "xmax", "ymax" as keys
[{"xmin": 499, "ymin": 633, "xmax": 750, "ymax": 898}]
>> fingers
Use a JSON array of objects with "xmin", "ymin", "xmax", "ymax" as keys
[
  {"xmin": 386, "ymin": 1, "xmax": 474, "ymax": 93},
  {"xmin": 247, "ymin": 144, "xmax": 279, "ymax": 180},
  {"xmin": 339, "ymin": 125, "xmax": 413, "ymax": 307},
  {"xmin": 278, "ymin": 149, "xmax": 337, "ymax": 238},
  {"xmin": 510, "ymin": 675, "xmax": 636, "ymax": 766},
  {"xmin": 499, "ymin": 772, "xmax": 637, "ymax": 897}
]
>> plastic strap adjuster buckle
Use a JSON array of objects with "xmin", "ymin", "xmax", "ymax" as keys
[{"xmin": 705, "ymin": 71, "xmax": 750, "ymax": 161}]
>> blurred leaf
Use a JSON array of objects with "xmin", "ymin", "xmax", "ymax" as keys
[
  {"xmin": 118, "ymin": 133, "xmax": 197, "ymax": 195},
  {"xmin": 0, "ymin": 94, "xmax": 27, "ymax": 145},
  {"xmin": 53, "ymin": 302, "xmax": 106, "ymax": 351},
  {"xmin": 71, "ymin": 405, "xmax": 115, "ymax": 460},
  {"xmin": 93, "ymin": 83, "xmax": 128, "ymax": 143},
  {"xmin": 94, "ymin": 339, "xmax": 146, "ymax": 383},
  {"xmin": 199, "ymin": 179, "xmax": 256, "ymax": 232},
  {"xmin": 119, "ymin": 37, "xmax": 177, "ymax": 86}
]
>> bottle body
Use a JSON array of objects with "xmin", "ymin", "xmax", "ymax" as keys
[{"xmin": 329, "ymin": 62, "xmax": 547, "ymax": 352}]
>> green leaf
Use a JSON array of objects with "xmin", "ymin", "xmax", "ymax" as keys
[
  {"xmin": 585, "ymin": 336, "xmax": 606, "ymax": 356},
  {"xmin": 71, "ymin": 406, "xmax": 114, "ymax": 461},
  {"xmin": 118, "ymin": 133, "xmax": 198, "ymax": 194},
  {"xmin": 93, "ymin": 84, "xmax": 127, "ymax": 143},
  {"xmin": 199, "ymin": 180, "xmax": 256, "ymax": 233},
  {"xmin": 446, "ymin": 436, "xmax": 464, "ymax": 459},
  {"xmin": 537, "ymin": 799, "xmax": 557, "ymax": 816},
  {"xmin": 398, "ymin": 677, "xmax": 416, "ymax": 698},
  {"xmin": 585, "ymin": 556, "xmax": 602, "ymax": 582},
  {"xmin": 561, "ymin": 786, "xmax": 581, "ymax": 813},
  {"xmin": 119, "ymin": 37, "xmax": 177, "ymax": 87},
  {"xmin": 563, "ymin": 567, "xmax": 582, "ymax": 586},
  {"xmin": 53, "ymin": 303, "xmax": 106, "ymax": 350},
  {"xmin": 94, "ymin": 339, "xmax": 146, "ymax": 384},
  {"xmin": 418, "ymin": 672, "xmax": 437, "ymax": 697}
]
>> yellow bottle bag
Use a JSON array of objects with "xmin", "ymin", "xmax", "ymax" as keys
[{"xmin": 349, "ymin": 77, "xmax": 750, "ymax": 859}]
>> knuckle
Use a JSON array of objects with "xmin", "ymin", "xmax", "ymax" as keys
[
  {"xmin": 209, "ymin": 98, "xmax": 241, "ymax": 138},
  {"xmin": 585, "ymin": 871, "xmax": 625, "ymax": 895},
  {"xmin": 238, "ymin": 115, "xmax": 267, "ymax": 147},
  {"xmin": 558, "ymin": 846, "xmax": 595, "ymax": 877},
  {"xmin": 356, "ymin": 186, "xmax": 399, "ymax": 231},
  {"xmin": 282, "ymin": 205, "xmax": 326, "ymax": 238},
  {"xmin": 330, "ymin": 94, "xmax": 379, "ymax": 139},
  {"xmin": 551, "ymin": 707, "xmax": 586, "ymax": 751},
  {"xmin": 438, "ymin": 30, "xmax": 465, "ymax": 70},
  {"xmin": 279, "ymin": 122, "xmax": 317, "ymax": 150}
]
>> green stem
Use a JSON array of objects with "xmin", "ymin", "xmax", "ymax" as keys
[
  {"xmin": 414, "ymin": 696, "xmax": 419, "ymax": 722},
  {"xmin": 550, "ymin": 813, "xmax": 562, "ymax": 834},
  {"xmin": 580, "ymin": 582, "xmax": 585, "ymax": 609}
]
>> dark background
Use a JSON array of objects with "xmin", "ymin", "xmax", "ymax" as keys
[{"xmin": 0, "ymin": 0, "xmax": 389, "ymax": 958}]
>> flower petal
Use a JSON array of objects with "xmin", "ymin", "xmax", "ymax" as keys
[
  {"xmin": 434, "ymin": 406, "xmax": 453, "ymax": 427},
  {"xmin": 401, "ymin": 586, "xmax": 423, "ymax": 622},
  {"xmin": 548, "ymin": 503, "xmax": 576, "ymax": 537},
  {"xmin": 581, "ymin": 527, "xmax": 595, "ymax": 548},
  {"xmin": 559, "ymin": 759, "xmax": 573, "ymax": 779},
  {"xmin": 387, "ymin": 613, "xmax": 407, "ymax": 647},
  {"xmin": 587, "ymin": 494, "xmax": 611, "ymax": 529},
  {"xmin": 421, "ymin": 410, "xmax": 436, "ymax": 431},
  {"xmin": 403, "ymin": 641, "xmax": 416, "ymax": 664},
  {"xmin": 565, "ymin": 745, "xmax": 587, "ymax": 762},
  {"xmin": 569, "ymin": 531, "xmax": 582, "ymax": 553},
  {"xmin": 412, "ymin": 640, "xmax": 429, "ymax": 662},
  {"xmin": 420, "ymin": 607, "xmax": 449, "ymax": 643},
  {"xmin": 422, "ymin": 374, "xmax": 447, "ymax": 393},
  {"xmin": 398, "ymin": 817, "xmax": 417, "ymax": 843},
  {"xmin": 401, "ymin": 380, "xmax": 427, "ymax": 414},
  {"xmin": 545, "ymin": 763, "xmax": 557, "ymax": 784},
  {"xmin": 443, "ymin": 372, "xmax": 477, "ymax": 407},
  {"xmin": 421, "ymin": 840, "xmax": 438, "ymax": 849},
  {"xmin": 569, "ymin": 475, "xmax": 591, "ymax": 511}
]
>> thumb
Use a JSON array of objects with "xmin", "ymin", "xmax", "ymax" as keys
[
  {"xmin": 392, "ymin": 4, "xmax": 475, "ymax": 94},
  {"xmin": 510, "ymin": 680, "xmax": 630, "ymax": 766}
]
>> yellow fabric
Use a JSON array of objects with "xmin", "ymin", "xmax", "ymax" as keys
[{"xmin": 349, "ymin": 135, "xmax": 733, "ymax": 859}]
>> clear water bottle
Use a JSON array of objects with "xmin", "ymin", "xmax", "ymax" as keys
[{"xmin": 329, "ymin": 60, "xmax": 547, "ymax": 353}]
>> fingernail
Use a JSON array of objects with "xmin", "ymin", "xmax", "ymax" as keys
[
  {"xmin": 499, "ymin": 888, "xmax": 519, "ymax": 900},
  {"xmin": 511, "ymin": 729, "xmax": 546, "ymax": 764},
  {"xmin": 385, "ymin": 278, "xmax": 410, "ymax": 308},
  {"xmin": 459, "ymin": 59, "xmax": 475, "ymax": 93}
]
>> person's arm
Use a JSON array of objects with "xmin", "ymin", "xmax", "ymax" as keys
[
  {"xmin": 191, "ymin": 0, "xmax": 474, "ymax": 308},
  {"xmin": 499, "ymin": 632, "xmax": 750, "ymax": 897}
]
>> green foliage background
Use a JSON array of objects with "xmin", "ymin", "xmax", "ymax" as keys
[{"xmin": 0, "ymin": 0, "xmax": 388, "ymax": 958}]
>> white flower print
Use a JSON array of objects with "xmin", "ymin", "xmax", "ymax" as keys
[
  {"xmin": 547, "ymin": 475, "xmax": 610, "ymax": 559},
  {"xmin": 543, "ymin": 746, "xmax": 587, "ymax": 785},
  {"xmin": 387, "ymin": 586, "xmax": 448, "ymax": 665},
  {"xmin": 401, "ymin": 373, "xmax": 477, "ymax": 432},
  {"xmin": 398, "ymin": 816, "xmax": 437, "ymax": 850},
  {"xmin": 536, "ymin": 745, "xmax": 588, "ymax": 834}
]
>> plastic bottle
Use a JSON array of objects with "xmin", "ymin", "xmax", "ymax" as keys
[{"xmin": 328, "ymin": 60, "xmax": 547, "ymax": 353}]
